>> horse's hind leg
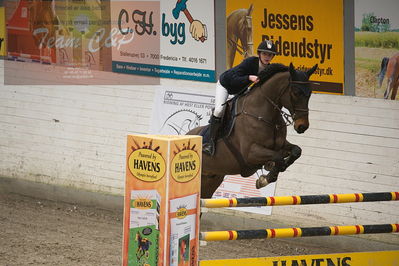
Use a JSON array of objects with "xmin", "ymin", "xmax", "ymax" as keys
[
  {"xmin": 391, "ymin": 79, "xmax": 399, "ymax": 100},
  {"xmin": 201, "ymin": 174, "xmax": 225, "ymax": 199},
  {"xmin": 384, "ymin": 78, "xmax": 393, "ymax": 99}
]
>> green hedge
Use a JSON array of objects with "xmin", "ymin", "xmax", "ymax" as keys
[{"xmin": 355, "ymin": 32, "xmax": 399, "ymax": 49}]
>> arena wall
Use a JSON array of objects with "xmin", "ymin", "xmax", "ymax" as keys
[{"xmin": 1, "ymin": 60, "xmax": 398, "ymax": 234}]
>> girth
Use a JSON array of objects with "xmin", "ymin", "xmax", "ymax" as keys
[{"xmin": 222, "ymin": 137, "xmax": 261, "ymax": 177}]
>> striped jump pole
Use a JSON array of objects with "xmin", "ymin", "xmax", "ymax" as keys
[
  {"xmin": 200, "ymin": 192, "xmax": 399, "ymax": 208},
  {"xmin": 200, "ymin": 223, "xmax": 399, "ymax": 241}
]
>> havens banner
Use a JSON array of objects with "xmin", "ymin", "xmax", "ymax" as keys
[
  {"xmin": 226, "ymin": 0, "xmax": 344, "ymax": 94},
  {"xmin": 200, "ymin": 250, "xmax": 399, "ymax": 266},
  {"xmin": 111, "ymin": 0, "xmax": 216, "ymax": 82}
]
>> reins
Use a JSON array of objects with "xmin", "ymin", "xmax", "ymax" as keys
[
  {"xmin": 235, "ymin": 76, "xmax": 315, "ymax": 127},
  {"xmin": 229, "ymin": 15, "xmax": 253, "ymax": 57},
  {"xmin": 229, "ymin": 39, "xmax": 251, "ymax": 57},
  {"xmin": 236, "ymin": 77, "xmax": 295, "ymax": 127}
]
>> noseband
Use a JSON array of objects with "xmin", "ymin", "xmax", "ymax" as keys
[{"xmin": 289, "ymin": 80, "xmax": 312, "ymax": 119}]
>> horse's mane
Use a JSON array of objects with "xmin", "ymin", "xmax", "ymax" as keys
[{"xmin": 257, "ymin": 63, "xmax": 289, "ymax": 86}]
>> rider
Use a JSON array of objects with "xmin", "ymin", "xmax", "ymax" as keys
[{"xmin": 203, "ymin": 40, "xmax": 277, "ymax": 156}]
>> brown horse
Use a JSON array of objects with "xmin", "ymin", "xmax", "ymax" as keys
[
  {"xmin": 135, "ymin": 231, "xmax": 151, "ymax": 260},
  {"xmin": 378, "ymin": 52, "xmax": 399, "ymax": 100},
  {"xmin": 226, "ymin": 4, "xmax": 254, "ymax": 68},
  {"xmin": 28, "ymin": 0, "xmax": 72, "ymax": 49},
  {"xmin": 188, "ymin": 63, "xmax": 318, "ymax": 199},
  {"xmin": 28, "ymin": 0, "xmax": 58, "ymax": 48}
]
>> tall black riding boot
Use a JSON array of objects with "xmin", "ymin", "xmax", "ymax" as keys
[{"xmin": 203, "ymin": 115, "xmax": 222, "ymax": 156}]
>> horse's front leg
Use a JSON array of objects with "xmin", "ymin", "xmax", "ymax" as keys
[
  {"xmin": 247, "ymin": 143, "xmax": 288, "ymax": 189},
  {"xmin": 249, "ymin": 141, "xmax": 302, "ymax": 189},
  {"xmin": 282, "ymin": 140, "xmax": 302, "ymax": 169},
  {"xmin": 256, "ymin": 168, "xmax": 279, "ymax": 189},
  {"xmin": 257, "ymin": 141, "xmax": 302, "ymax": 188}
]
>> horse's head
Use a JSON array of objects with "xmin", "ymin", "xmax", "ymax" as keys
[
  {"xmin": 240, "ymin": 4, "xmax": 254, "ymax": 58},
  {"xmin": 29, "ymin": 0, "xmax": 57, "ymax": 48},
  {"xmin": 283, "ymin": 63, "xmax": 318, "ymax": 134}
]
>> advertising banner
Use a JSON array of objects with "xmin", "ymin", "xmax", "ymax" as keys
[
  {"xmin": 4, "ymin": 0, "xmax": 118, "ymax": 84},
  {"xmin": 111, "ymin": 0, "xmax": 216, "ymax": 82},
  {"xmin": 201, "ymin": 250, "xmax": 399, "ymax": 266},
  {"xmin": 354, "ymin": 0, "xmax": 399, "ymax": 100},
  {"xmin": 123, "ymin": 134, "xmax": 201, "ymax": 266},
  {"xmin": 150, "ymin": 87, "xmax": 275, "ymax": 215},
  {"xmin": 226, "ymin": 0, "xmax": 344, "ymax": 94},
  {"xmin": 6, "ymin": 0, "xmax": 110, "ymax": 68}
]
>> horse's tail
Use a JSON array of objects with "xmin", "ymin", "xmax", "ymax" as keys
[{"xmin": 377, "ymin": 57, "xmax": 389, "ymax": 87}]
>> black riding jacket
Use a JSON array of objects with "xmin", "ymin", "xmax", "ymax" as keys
[{"xmin": 220, "ymin": 56, "xmax": 260, "ymax": 94}]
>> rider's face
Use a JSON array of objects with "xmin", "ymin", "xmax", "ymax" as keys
[{"xmin": 259, "ymin": 52, "xmax": 275, "ymax": 65}]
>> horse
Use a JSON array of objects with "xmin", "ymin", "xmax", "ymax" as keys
[
  {"xmin": 226, "ymin": 4, "xmax": 254, "ymax": 68},
  {"xmin": 28, "ymin": 0, "xmax": 59, "ymax": 48},
  {"xmin": 188, "ymin": 63, "xmax": 318, "ymax": 199},
  {"xmin": 377, "ymin": 52, "xmax": 399, "ymax": 100},
  {"xmin": 135, "ymin": 231, "xmax": 151, "ymax": 261}
]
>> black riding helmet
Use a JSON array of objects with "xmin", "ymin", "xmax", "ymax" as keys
[{"xmin": 257, "ymin": 40, "xmax": 277, "ymax": 54}]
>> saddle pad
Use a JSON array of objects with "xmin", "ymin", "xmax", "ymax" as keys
[
  {"xmin": 198, "ymin": 95, "xmax": 239, "ymax": 145},
  {"xmin": 199, "ymin": 125, "xmax": 210, "ymax": 144}
]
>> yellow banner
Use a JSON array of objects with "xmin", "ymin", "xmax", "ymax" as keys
[
  {"xmin": 226, "ymin": 0, "xmax": 344, "ymax": 94},
  {"xmin": 200, "ymin": 250, "xmax": 399, "ymax": 266},
  {"xmin": 123, "ymin": 135, "xmax": 202, "ymax": 266},
  {"xmin": 0, "ymin": 7, "xmax": 6, "ymax": 56}
]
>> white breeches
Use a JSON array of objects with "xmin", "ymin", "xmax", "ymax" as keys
[{"xmin": 214, "ymin": 81, "xmax": 229, "ymax": 118}]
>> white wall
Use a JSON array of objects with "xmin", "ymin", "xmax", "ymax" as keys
[
  {"xmin": 274, "ymin": 93, "xmax": 399, "ymax": 226},
  {"xmin": 1, "ymin": 60, "xmax": 398, "ymax": 229},
  {"xmin": 0, "ymin": 60, "xmax": 215, "ymax": 194}
]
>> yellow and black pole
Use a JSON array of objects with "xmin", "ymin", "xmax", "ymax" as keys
[
  {"xmin": 200, "ymin": 224, "xmax": 399, "ymax": 241},
  {"xmin": 200, "ymin": 192, "xmax": 399, "ymax": 208}
]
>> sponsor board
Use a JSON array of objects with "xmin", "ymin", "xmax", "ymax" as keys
[
  {"xmin": 226, "ymin": 0, "xmax": 344, "ymax": 94},
  {"xmin": 123, "ymin": 134, "xmax": 202, "ymax": 266}
]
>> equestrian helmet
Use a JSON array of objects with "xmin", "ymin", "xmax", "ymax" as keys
[{"xmin": 257, "ymin": 40, "xmax": 277, "ymax": 54}]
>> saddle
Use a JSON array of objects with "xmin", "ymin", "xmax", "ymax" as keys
[{"xmin": 199, "ymin": 94, "xmax": 241, "ymax": 144}]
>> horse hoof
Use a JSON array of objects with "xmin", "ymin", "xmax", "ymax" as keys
[
  {"xmin": 256, "ymin": 179, "xmax": 261, "ymax": 189},
  {"xmin": 256, "ymin": 176, "xmax": 268, "ymax": 189}
]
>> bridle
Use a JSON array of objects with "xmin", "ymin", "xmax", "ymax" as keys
[
  {"xmin": 238, "ymin": 77, "xmax": 312, "ymax": 127},
  {"xmin": 229, "ymin": 15, "xmax": 253, "ymax": 57},
  {"xmin": 287, "ymin": 80, "xmax": 313, "ymax": 119}
]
